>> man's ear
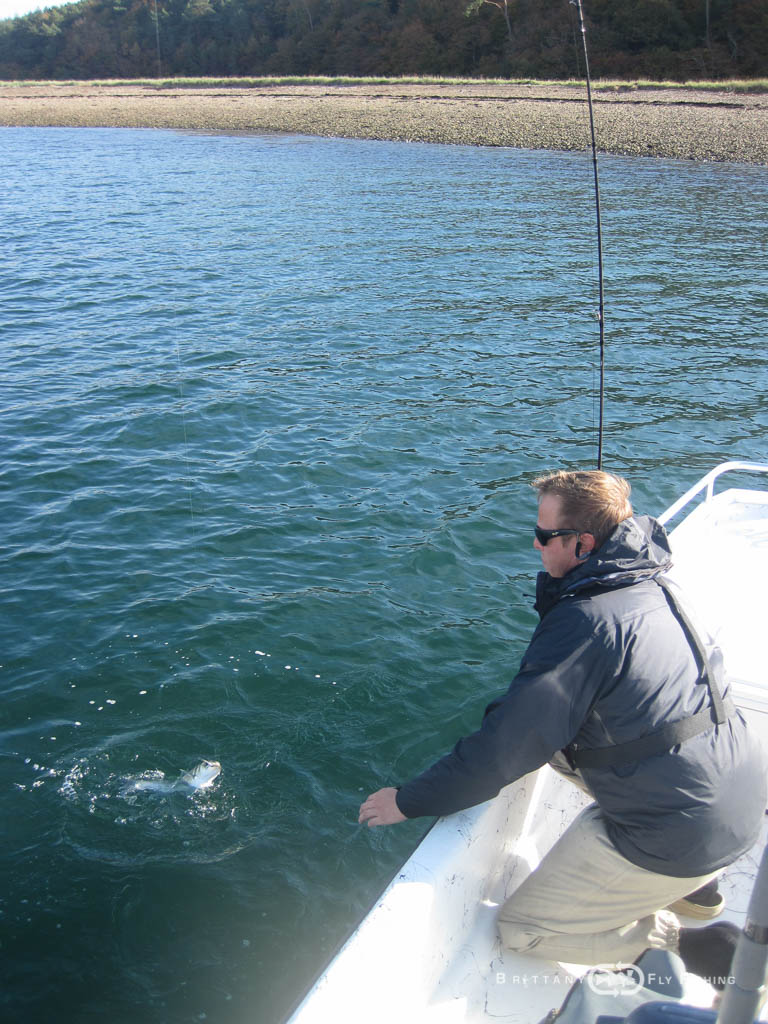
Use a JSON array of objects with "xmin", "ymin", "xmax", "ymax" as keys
[{"xmin": 576, "ymin": 533, "xmax": 596, "ymax": 560}]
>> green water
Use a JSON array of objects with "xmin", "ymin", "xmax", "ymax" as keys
[{"xmin": 1, "ymin": 128, "xmax": 767, "ymax": 1022}]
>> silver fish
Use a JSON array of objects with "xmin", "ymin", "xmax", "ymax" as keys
[
  {"xmin": 126, "ymin": 759, "xmax": 222, "ymax": 795},
  {"xmin": 178, "ymin": 759, "xmax": 222, "ymax": 790}
]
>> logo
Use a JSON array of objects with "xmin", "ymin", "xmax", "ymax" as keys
[{"xmin": 585, "ymin": 963, "xmax": 645, "ymax": 998}]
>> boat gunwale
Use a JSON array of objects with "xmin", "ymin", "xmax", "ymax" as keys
[{"xmin": 658, "ymin": 461, "xmax": 768, "ymax": 528}]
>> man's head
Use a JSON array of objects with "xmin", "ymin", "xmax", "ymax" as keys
[{"xmin": 531, "ymin": 470, "xmax": 633, "ymax": 578}]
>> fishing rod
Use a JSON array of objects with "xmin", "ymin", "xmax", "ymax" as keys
[{"xmin": 571, "ymin": 0, "xmax": 605, "ymax": 470}]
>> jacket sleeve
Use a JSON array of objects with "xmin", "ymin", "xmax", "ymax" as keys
[{"xmin": 395, "ymin": 605, "xmax": 607, "ymax": 819}]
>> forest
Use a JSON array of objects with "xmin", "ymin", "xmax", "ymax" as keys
[{"xmin": 0, "ymin": 0, "xmax": 766, "ymax": 82}]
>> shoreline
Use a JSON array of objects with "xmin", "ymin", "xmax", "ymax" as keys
[{"xmin": 2, "ymin": 80, "xmax": 767, "ymax": 164}]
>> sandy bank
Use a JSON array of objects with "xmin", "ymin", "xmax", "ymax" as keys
[{"xmin": 1, "ymin": 80, "xmax": 767, "ymax": 164}]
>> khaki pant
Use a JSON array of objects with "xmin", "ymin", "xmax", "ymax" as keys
[{"xmin": 497, "ymin": 761, "xmax": 719, "ymax": 965}]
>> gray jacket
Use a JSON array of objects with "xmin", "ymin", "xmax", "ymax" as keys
[{"xmin": 396, "ymin": 515, "xmax": 766, "ymax": 876}]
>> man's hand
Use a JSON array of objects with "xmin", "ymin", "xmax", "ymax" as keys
[{"xmin": 358, "ymin": 787, "xmax": 407, "ymax": 828}]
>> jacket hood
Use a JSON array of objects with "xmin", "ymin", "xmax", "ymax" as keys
[{"xmin": 535, "ymin": 514, "xmax": 672, "ymax": 616}]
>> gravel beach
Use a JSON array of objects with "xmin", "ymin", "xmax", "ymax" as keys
[{"xmin": 2, "ymin": 79, "xmax": 767, "ymax": 164}]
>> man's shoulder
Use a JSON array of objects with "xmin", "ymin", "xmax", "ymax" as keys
[
  {"xmin": 527, "ymin": 593, "xmax": 613, "ymax": 658},
  {"xmin": 566, "ymin": 572, "xmax": 669, "ymax": 615},
  {"xmin": 536, "ymin": 577, "xmax": 671, "ymax": 652}
]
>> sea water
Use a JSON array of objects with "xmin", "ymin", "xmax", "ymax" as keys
[{"xmin": 1, "ymin": 127, "xmax": 767, "ymax": 1023}]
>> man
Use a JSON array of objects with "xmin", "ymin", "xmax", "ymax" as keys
[{"xmin": 359, "ymin": 470, "xmax": 766, "ymax": 983}]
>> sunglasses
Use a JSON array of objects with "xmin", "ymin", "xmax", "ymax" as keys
[{"xmin": 534, "ymin": 526, "xmax": 580, "ymax": 546}]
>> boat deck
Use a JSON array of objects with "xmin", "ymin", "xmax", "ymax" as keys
[
  {"xmin": 289, "ymin": 471, "xmax": 768, "ymax": 1024},
  {"xmin": 663, "ymin": 483, "xmax": 768, "ymax": 715}
]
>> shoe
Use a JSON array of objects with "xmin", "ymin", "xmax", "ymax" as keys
[
  {"xmin": 668, "ymin": 879, "xmax": 725, "ymax": 919},
  {"xmin": 678, "ymin": 921, "xmax": 740, "ymax": 990}
]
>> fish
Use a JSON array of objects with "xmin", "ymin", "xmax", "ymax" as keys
[
  {"xmin": 177, "ymin": 759, "xmax": 222, "ymax": 790},
  {"xmin": 125, "ymin": 759, "xmax": 222, "ymax": 795}
]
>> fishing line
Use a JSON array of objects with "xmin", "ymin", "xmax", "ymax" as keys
[
  {"xmin": 174, "ymin": 338, "xmax": 197, "ymax": 538},
  {"xmin": 571, "ymin": 0, "xmax": 606, "ymax": 470}
]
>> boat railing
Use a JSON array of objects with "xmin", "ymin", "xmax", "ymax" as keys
[{"xmin": 658, "ymin": 461, "xmax": 768, "ymax": 528}]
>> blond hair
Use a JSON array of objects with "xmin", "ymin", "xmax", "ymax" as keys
[{"xmin": 532, "ymin": 470, "xmax": 632, "ymax": 549}]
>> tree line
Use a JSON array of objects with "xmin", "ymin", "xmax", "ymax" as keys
[{"xmin": 1, "ymin": 0, "xmax": 766, "ymax": 82}]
